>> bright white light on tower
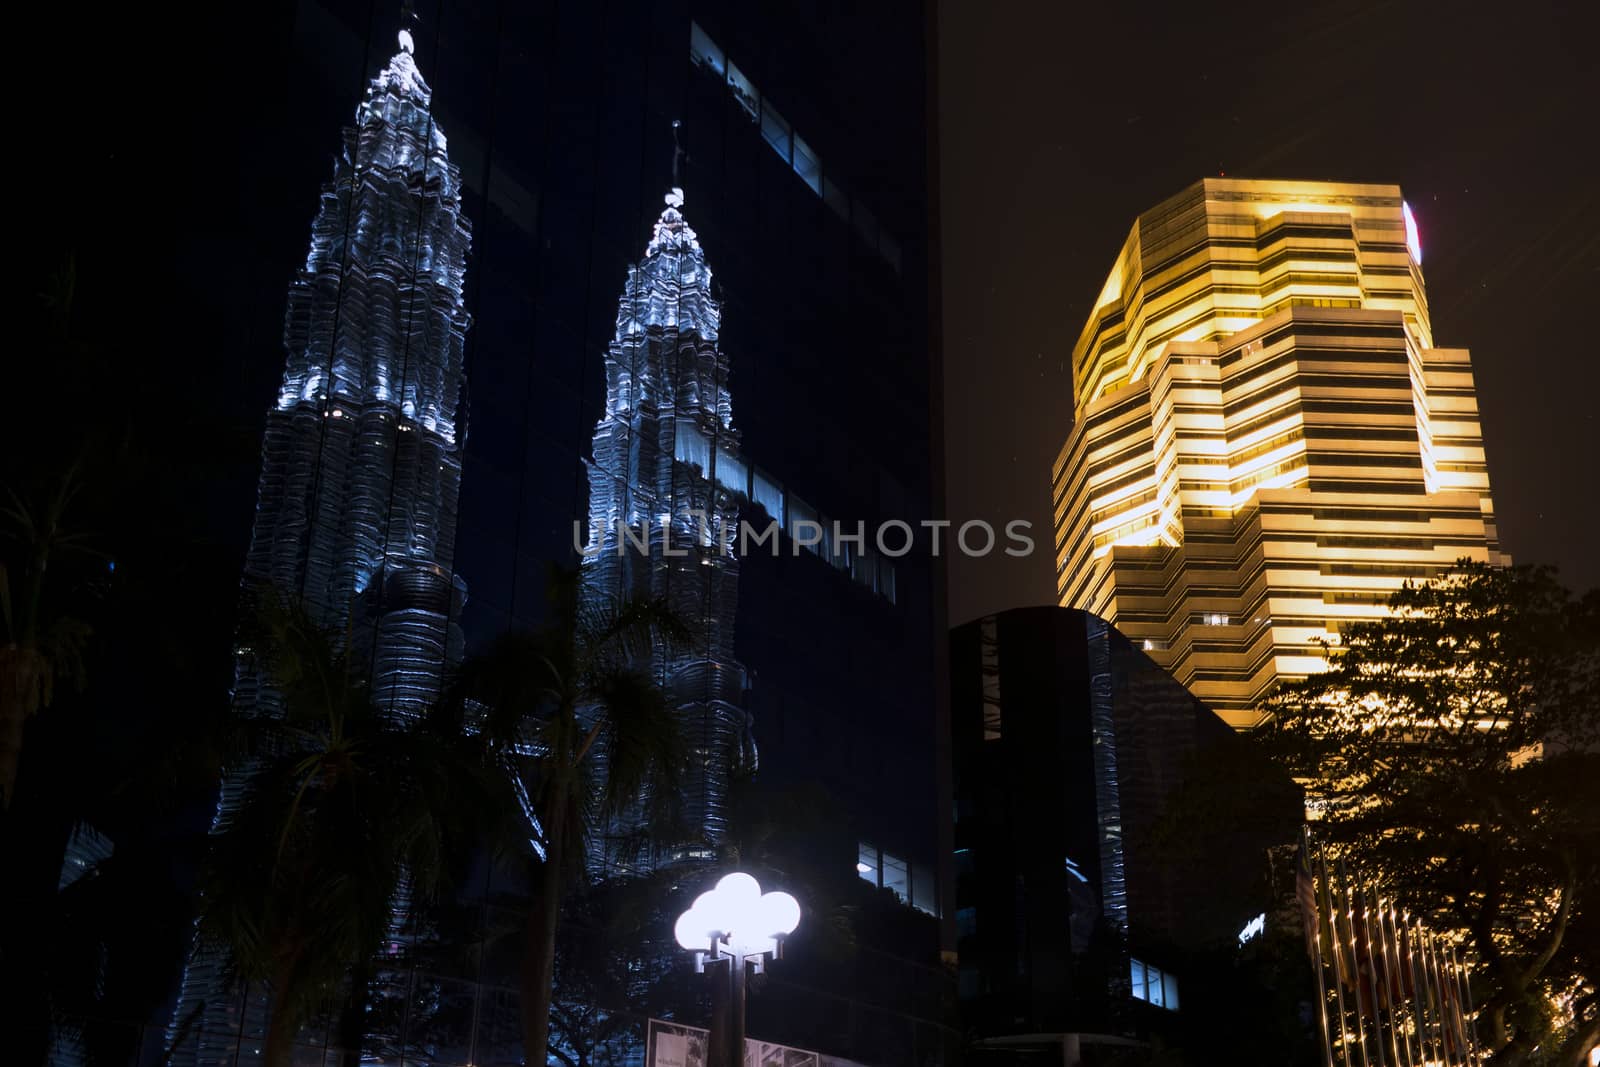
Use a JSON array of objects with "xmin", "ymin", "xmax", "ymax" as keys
[
  {"xmin": 673, "ymin": 872, "xmax": 801, "ymax": 956},
  {"xmin": 1402, "ymin": 201, "xmax": 1422, "ymax": 263}
]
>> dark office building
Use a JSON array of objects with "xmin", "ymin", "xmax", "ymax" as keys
[
  {"xmin": 102, "ymin": 0, "xmax": 950, "ymax": 1063},
  {"xmin": 950, "ymin": 608, "xmax": 1300, "ymax": 1061}
]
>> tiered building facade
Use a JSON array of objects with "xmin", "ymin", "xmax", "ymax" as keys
[
  {"xmin": 171, "ymin": 30, "xmax": 472, "ymax": 1064},
  {"xmin": 581, "ymin": 189, "xmax": 754, "ymax": 865},
  {"xmin": 1053, "ymin": 179, "xmax": 1503, "ymax": 728}
]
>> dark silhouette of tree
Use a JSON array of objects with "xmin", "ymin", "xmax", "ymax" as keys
[
  {"xmin": 436, "ymin": 567, "xmax": 691, "ymax": 1067},
  {"xmin": 1261, "ymin": 561, "xmax": 1599, "ymax": 1066},
  {"xmin": 196, "ymin": 588, "xmax": 514, "ymax": 1067}
]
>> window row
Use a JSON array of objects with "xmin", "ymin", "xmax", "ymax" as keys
[
  {"xmin": 857, "ymin": 841, "xmax": 936, "ymax": 916},
  {"xmin": 673, "ymin": 421, "xmax": 898, "ymax": 604},
  {"xmin": 1130, "ymin": 958, "xmax": 1179, "ymax": 1010},
  {"xmin": 690, "ymin": 22, "xmax": 902, "ymax": 273}
]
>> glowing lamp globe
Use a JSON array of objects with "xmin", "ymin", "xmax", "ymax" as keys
[{"xmin": 673, "ymin": 872, "xmax": 801, "ymax": 958}]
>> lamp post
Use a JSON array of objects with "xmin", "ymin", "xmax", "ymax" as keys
[{"xmin": 674, "ymin": 872, "xmax": 801, "ymax": 1067}]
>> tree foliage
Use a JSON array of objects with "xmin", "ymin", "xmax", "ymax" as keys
[
  {"xmin": 437, "ymin": 566, "xmax": 692, "ymax": 1067},
  {"xmin": 198, "ymin": 588, "xmax": 514, "ymax": 1067},
  {"xmin": 1260, "ymin": 562, "xmax": 1600, "ymax": 1065}
]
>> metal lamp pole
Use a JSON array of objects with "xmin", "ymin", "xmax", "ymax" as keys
[{"xmin": 675, "ymin": 873, "xmax": 801, "ymax": 1067}]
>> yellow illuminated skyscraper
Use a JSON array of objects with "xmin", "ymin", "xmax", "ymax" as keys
[{"xmin": 1053, "ymin": 178, "xmax": 1505, "ymax": 729}]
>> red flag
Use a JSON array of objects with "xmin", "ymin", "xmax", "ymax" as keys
[
  {"xmin": 1297, "ymin": 839, "xmax": 1320, "ymax": 964},
  {"xmin": 1394, "ymin": 914, "xmax": 1416, "ymax": 1000},
  {"xmin": 1349, "ymin": 904, "xmax": 1383, "ymax": 1017}
]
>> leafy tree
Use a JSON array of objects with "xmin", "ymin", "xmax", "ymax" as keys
[
  {"xmin": 437, "ymin": 568, "xmax": 690, "ymax": 1067},
  {"xmin": 197, "ymin": 588, "xmax": 514, "ymax": 1067},
  {"xmin": 1260, "ymin": 562, "xmax": 1600, "ymax": 1066},
  {"xmin": 0, "ymin": 467, "xmax": 97, "ymax": 810}
]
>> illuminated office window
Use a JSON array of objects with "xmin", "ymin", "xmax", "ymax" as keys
[
  {"xmin": 857, "ymin": 842, "xmax": 878, "ymax": 883},
  {"xmin": 727, "ymin": 61, "xmax": 758, "ymax": 121},
  {"xmin": 881, "ymin": 852, "xmax": 909, "ymax": 901},
  {"xmin": 714, "ymin": 445, "xmax": 748, "ymax": 496},
  {"xmin": 750, "ymin": 468, "xmax": 783, "ymax": 524},
  {"xmin": 793, "ymin": 135, "xmax": 822, "ymax": 195},
  {"xmin": 689, "ymin": 23, "xmax": 901, "ymax": 270},
  {"xmin": 689, "ymin": 22, "xmax": 725, "ymax": 76},
  {"xmin": 876, "ymin": 556, "xmax": 897, "ymax": 604},
  {"xmin": 673, "ymin": 421, "xmax": 711, "ymax": 471},
  {"xmin": 761, "ymin": 100, "xmax": 792, "ymax": 163},
  {"xmin": 911, "ymin": 861, "xmax": 936, "ymax": 915},
  {"xmin": 1130, "ymin": 958, "xmax": 1178, "ymax": 1011}
]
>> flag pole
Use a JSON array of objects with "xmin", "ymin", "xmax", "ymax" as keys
[
  {"xmin": 1321, "ymin": 840, "xmax": 1355, "ymax": 1064},
  {"xmin": 1380, "ymin": 900, "xmax": 1416, "ymax": 1067},
  {"xmin": 1440, "ymin": 927, "xmax": 1465, "ymax": 1062},
  {"xmin": 1303, "ymin": 829, "xmax": 1338, "ymax": 1067},
  {"xmin": 1448, "ymin": 944, "xmax": 1478, "ymax": 1066},
  {"xmin": 1339, "ymin": 859, "xmax": 1386, "ymax": 1067},
  {"xmin": 1299, "ymin": 831, "xmax": 1337, "ymax": 1067},
  {"xmin": 1382, "ymin": 908, "xmax": 1420, "ymax": 1067}
]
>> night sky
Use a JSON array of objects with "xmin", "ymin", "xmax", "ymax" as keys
[{"xmin": 938, "ymin": 0, "xmax": 1600, "ymax": 624}]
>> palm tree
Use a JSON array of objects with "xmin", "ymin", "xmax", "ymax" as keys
[
  {"xmin": 439, "ymin": 567, "xmax": 691, "ymax": 1067},
  {"xmin": 0, "ymin": 466, "xmax": 96, "ymax": 810},
  {"xmin": 197, "ymin": 587, "xmax": 516, "ymax": 1067}
]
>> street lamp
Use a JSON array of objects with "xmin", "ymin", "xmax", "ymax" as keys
[{"xmin": 674, "ymin": 872, "xmax": 801, "ymax": 1067}]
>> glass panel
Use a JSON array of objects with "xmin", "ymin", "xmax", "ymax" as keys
[
  {"xmin": 1163, "ymin": 970, "xmax": 1180, "ymax": 1011},
  {"xmin": 788, "ymin": 497, "xmax": 821, "ymax": 555},
  {"xmin": 674, "ymin": 419, "xmax": 711, "ymax": 472},
  {"xmin": 852, "ymin": 200, "xmax": 879, "ymax": 249},
  {"xmin": 881, "ymin": 852, "xmax": 909, "ymax": 902},
  {"xmin": 1130, "ymin": 959, "xmax": 1148, "ymax": 1001},
  {"xmin": 760, "ymin": 101, "xmax": 792, "ymax": 163},
  {"xmin": 1148, "ymin": 964, "xmax": 1165, "ymax": 1007},
  {"xmin": 727, "ymin": 61, "xmax": 758, "ymax": 121},
  {"xmin": 751, "ymin": 468, "xmax": 783, "ymax": 524},
  {"xmin": 912, "ymin": 862, "xmax": 936, "ymax": 915},
  {"xmin": 851, "ymin": 544, "xmax": 874, "ymax": 586},
  {"xmin": 879, "ymin": 233, "xmax": 901, "ymax": 272},
  {"xmin": 714, "ymin": 445, "xmax": 747, "ymax": 496},
  {"xmin": 857, "ymin": 842, "xmax": 878, "ymax": 884},
  {"xmin": 823, "ymin": 177, "xmax": 849, "ymax": 218},
  {"xmin": 793, "ymin": 135, "xmax": 822, "ymax": 195},
  {"xmin": 689, "ymin": 22, "xmax": 725, "ymax": 76}
]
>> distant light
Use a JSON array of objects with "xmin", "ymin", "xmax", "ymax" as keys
[
  {"xmin": 1238, "ymin": 911, "xmax": 1266, "ymax": 945},
  {"xmin": 856, "ymin": 862, "xmax": 874, "ymax": 874},
  {"xmin": 1402, "ymin": 201, "xmax": 1422, "ymax": 263}
]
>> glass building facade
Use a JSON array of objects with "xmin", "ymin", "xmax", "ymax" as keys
[
  {"xmin": 949, "ymin": 607, "xmax": 1299, "ymax": 1045},
  {"xmin": 159, "ymin": 0, "xmax": 950, "ymax": 1063}
]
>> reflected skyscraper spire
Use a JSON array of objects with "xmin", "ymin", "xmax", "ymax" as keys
[
  {"xmin": 583, "ymin": 182, "xmax": 754, "ymax": 867},
  {"xmin": 169, "ymin": 26, "xmax": 472, "ymax": 1064}
]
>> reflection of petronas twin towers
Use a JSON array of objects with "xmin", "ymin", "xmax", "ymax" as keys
[
  {"xmin": 173, "ymin": 31, "xmax": 748, "ymax": 1063},
  {"xmin": 583, "ymin": 188, "xmax": 756, "ymax": 865},
  {"xmin": 255, "ymin": 30, "xmax": 750, "ymax": 862}
]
